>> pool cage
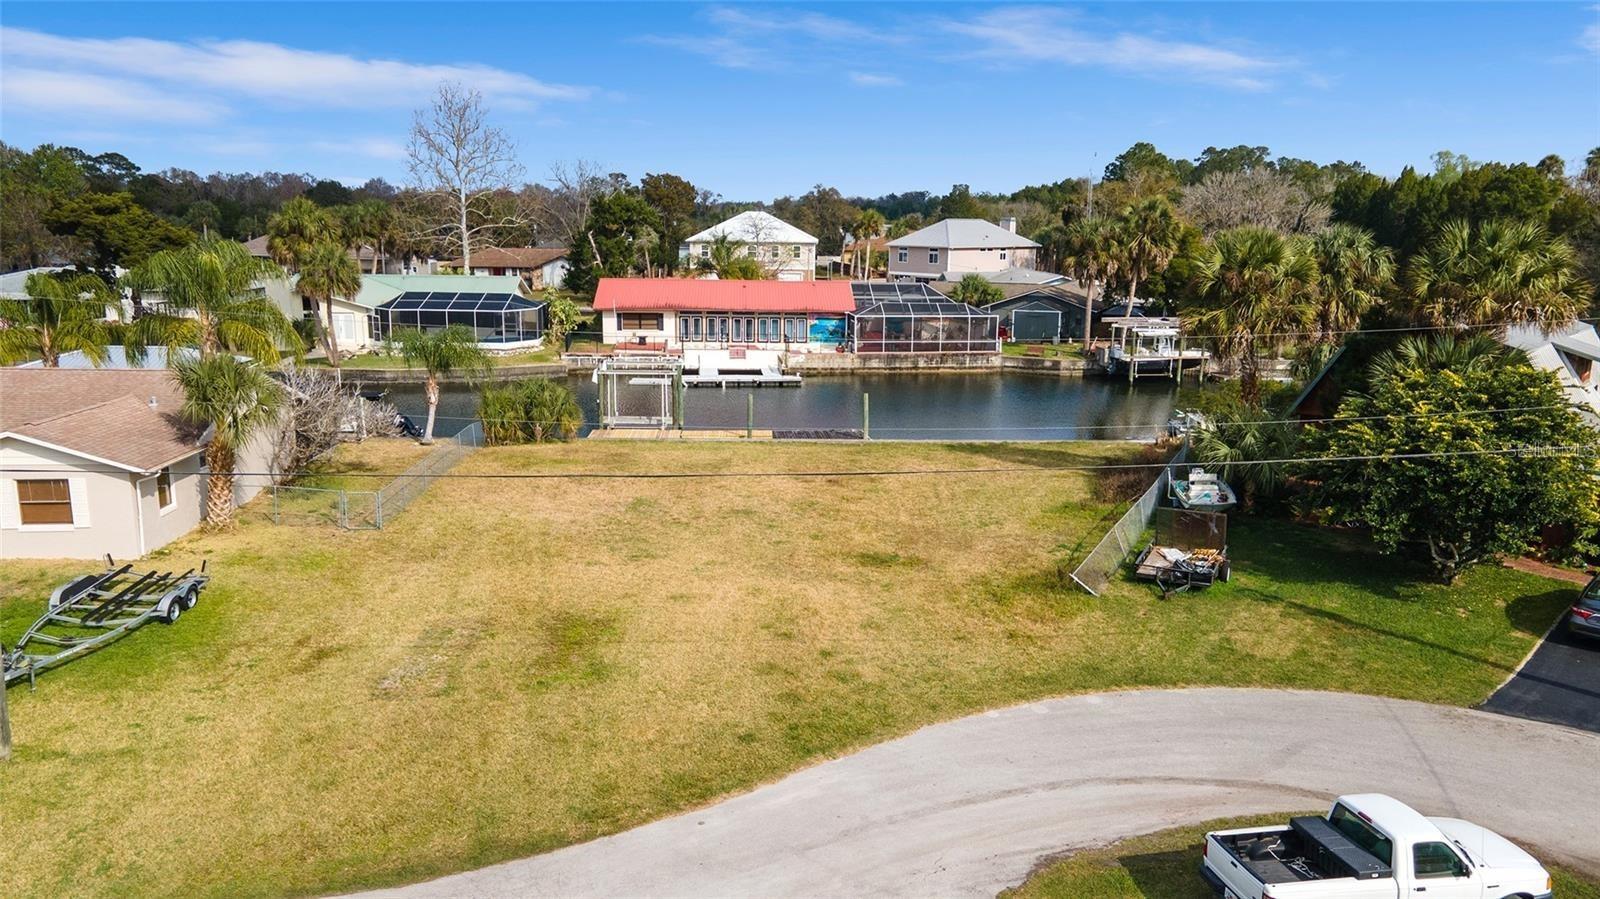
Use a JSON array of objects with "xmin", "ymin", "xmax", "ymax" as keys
[
  {"xmin": 372, "ymin": 291, "xmax": 547, "ymax": 348},
  {"xmin": 848, "ymin": 283, "xmax": 1000, "ymax": 353}
]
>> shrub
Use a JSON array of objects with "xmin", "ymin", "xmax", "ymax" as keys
[{"xmin": 480, "ymin": 378, "xmax": 584, "ymax": 444}]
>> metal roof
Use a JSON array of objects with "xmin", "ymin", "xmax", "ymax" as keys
[
  {"xmin": 375, "ymin": 291, "xmax": 545, "ymax": 312},
  {"xmin": 595, "ymin": 278, "xmax": 854, "ymax": 313},
  {"xmin": 887, "ymin": 218, "xmax": 1041, "ymax": 250},
  {"xmin": 685, "ymin": 211, "xmax": 818, "ymax": 245}
]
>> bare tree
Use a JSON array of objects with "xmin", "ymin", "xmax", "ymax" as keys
[
  {"xmin": 1180, "ymin": 169, "xmax": 1330, "ymax": 236},
  {"xmin": 406, "ymin": 82, "xmax": 533, "ymax": 268},
  {"xmin": 542, "ymin": 159, "xmax": 613, "ymax": 248},
  {"xmin": 268, "ymin": 367, "xmax": 401, "ymax": 477}
]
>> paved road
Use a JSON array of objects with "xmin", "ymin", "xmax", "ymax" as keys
[
  {"xmin": 1481, "ymin": 622, "xmax": 1600, "ymax": 732},
  {"xmin": 362, "ymin": 688, "xmax": 1599, "ymax": 899}
]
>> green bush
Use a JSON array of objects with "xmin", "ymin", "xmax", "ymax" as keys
[{"xmin": 480, "ymin": 378, "xmax": 584, "ymax": 444}]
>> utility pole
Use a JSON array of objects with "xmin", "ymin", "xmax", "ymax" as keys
[{"xmin": 1086, "ymin": 152, "xmax": 1097, "ymax": 218}]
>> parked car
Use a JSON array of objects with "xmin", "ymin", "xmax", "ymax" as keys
[
  {"xmin": 1569, "ymin": 574, "xmax": 1600, "ymax": 640},
  {"xmin": 1200, "ymin": 793, "xmax": 1551, "ymax": 899}
]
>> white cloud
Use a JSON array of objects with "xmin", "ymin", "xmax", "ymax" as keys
[
  {"xmin": 0, "ymin": 27, "xmax": 592, "ymax": 115},
  {"xmin": 849, "ymin": 72, "xmax": 903, "ymax": 87},
  {"xmin": 313, "ymin": 137, "xmax": 408, "ymax": 160},
  {"xmin": 1581, "ymin": 5, "xmax": 1600, "ymax": 54},
  {"xmin": 940, "ymin": 6, "xmax": 1282, "ymax": 91},
  {"xmin": 644, "ymin": 5, "xmax": 905, "ymax": 71},
  {"xmin": 706, "ymin": 6, "xmax": 882, "ymax": 43},
  {"xmin": 0, "ymin": 68, "xmax": 225, "ymax": 123},
  {"xmin": 640, "ymin": 34, "xmax": 769, "ymax": 69}
]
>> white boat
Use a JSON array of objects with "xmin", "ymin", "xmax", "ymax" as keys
[{"xmin": 1170, "ymin": 467, "xmax": 1237, "ymax": 512}]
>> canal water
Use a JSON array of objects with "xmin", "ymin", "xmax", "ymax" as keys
[{"xmin": 374, "ymin": 373, "xmax": 1182, "ymax": 441}]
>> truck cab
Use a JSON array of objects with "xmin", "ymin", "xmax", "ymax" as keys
[{"xmin": 1201, "ymin": 794, "xmax": 1552, "ymax": 899}]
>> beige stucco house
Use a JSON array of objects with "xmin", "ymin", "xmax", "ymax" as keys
[
  {"xmin": 0, "ymin": 368, "xmax": 277, "ymax": 560},
  {"xmin": 887, "ymin": 217, "xmax": 1041, "ymax": 282},
  {"xmin": 681, "ymin": 211, "xmax": 819, "ymax": 281}
]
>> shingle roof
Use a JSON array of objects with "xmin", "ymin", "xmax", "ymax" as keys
[
  {"xmin": 595, "ymin": 278, "xmax": 854, "ymax": 313},
  {"xmin": 446, "ymin": 247, "xmax": 569, "ymax": 269},
  {"xmin": 888, "ymin": 218, "xmax": 1041, "ymax": 250},
  {"xmin": 0, "ymin": 369, "xmax": 205, "ymax": 472},
  {"xmin": 686, "ymin": 211, "xmax": 818, "ymax": 245}
]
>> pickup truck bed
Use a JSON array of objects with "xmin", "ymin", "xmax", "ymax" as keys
[{"xmin": 1211, "ymin": 817, "xmax": 1393, "ymax": 885}]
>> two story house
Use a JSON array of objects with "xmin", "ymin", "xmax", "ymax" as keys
[
  {"xmin": 681, "ymin": 211, "xmax": 818, "ymax": 281},
  {"xmin": 887, "ymin": 217, "xmax": 1041, "ymax": 282}
]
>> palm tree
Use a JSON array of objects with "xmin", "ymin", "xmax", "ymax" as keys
[
  {"xmin": 267, "ymin": 197, "xmax": 339, "ymax": 272},
  {"xmin": 1185, "ymin": 227, "xmax": 1318, "ymax": 408},
  {"xmin": 1116, "ymin": 197, "xmax": 1182, "ymax": 307},
  {"xmin": 122, "ymin": 237, "xmax": 299, "ymax": 363},
  {"xmin": 296, "ymin": 239, "xmax": 363, "ymax": 374},
  {"xmin": 1368, "ymin": 332, "xmax": 1512, "ymax": 384},
  {"xmin": 852, "ymin": 209, "xmax": 886, "ymax": 278},
  {"xmin": 0, "ymin": 272, "xmax": 115, "ymax": 367},
  {"xmin": 1192, "ymin": 414, "xmax": 1299, "ymax": 508},
  {"xmin": 1406, "ymin": 218, "xmax": 1590, "ymax": 332},
  {"xmin": 394, "ymin": 325, "xmax": 491, "ymax": 444},
  {"xmin": 341, "ymin": 199, "xmax": 395, "ymax": 274},
  {"xmin": 1308, "ymin": 224, "xmax": 1394, "ymax": 343},
  {"xmin": 1060, "ymin": 216, "xmax": 1121, "ymax": 345},
  {"xmin": 700, "ymin": 234, "xmax": 765, "ymax": 279},
  {"xmin": 172, "ymin": 353, "xmax": 282, "ymax": 525},
  {"xmin": 480, "ymin": 378, "xmax": 583, "ymax": 444}
]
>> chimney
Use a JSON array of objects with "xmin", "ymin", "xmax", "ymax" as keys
[{"xmin": 1000, "ymin": 217, "xmax": 1017, "ymax": 233}]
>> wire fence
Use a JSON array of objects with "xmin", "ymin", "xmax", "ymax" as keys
[
  {"xmin": 1069, "ymin": 443, "xmax": 1188, "ymax": 596},
  {"xmin": 262, "ymin": 422, "xmax": 485, "ymax": 530}
]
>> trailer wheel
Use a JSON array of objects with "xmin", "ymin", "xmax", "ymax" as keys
[
  {"xmin": 1219, "ymin": 562, "xmax": 1231, "ymax": 583},
  {"xmin": 181, "ymin": 586, "xmax": 199, "ymax": 611},
  {"xmin": 163, "ymin": 600, "xmax": 183, "ymax": 624}
]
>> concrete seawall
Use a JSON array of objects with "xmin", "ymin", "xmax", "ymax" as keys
[{"xmin": 335, "ymin": 354, "xmax": 1100, "ymax": 384}]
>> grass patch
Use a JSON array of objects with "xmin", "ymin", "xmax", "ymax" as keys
[
  {"xmin": 309, "ymin": 346, "xmax": 564, "ymax": 370},
  {"xmin": 1002, "ymin": 342, "xmax": 1086, "ymax": 359},
  {"xmin": 1001, "ymin": 814, "xmax": 1600, "ymax": 898},
  {"xmin": 0, "ymin": 442, "xmax": 1571, "ymax": 897}
]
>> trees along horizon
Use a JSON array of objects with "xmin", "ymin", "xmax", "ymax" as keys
[
  {"xmin": 0, "ymin": 272, "xmax": 116, "ymax": 367},
  {"xmin": 394, "ymin": 324, "xmax": 491, "ymax": 444}
]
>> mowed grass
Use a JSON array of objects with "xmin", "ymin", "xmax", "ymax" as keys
[
  {"xmin": 1001, "ymin": 815, "xmax": 1600, "ymax": 898},
  {"xmin": 0, "ymin": 441, "xmax": 1571, "ymax": 898}
]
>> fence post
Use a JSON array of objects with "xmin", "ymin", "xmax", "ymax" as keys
[
  {"xmin": 272, "ymin": 485, "xmax": 279, "ymax": 525},
  {"xmin": 746, "ymin": 394, "xmax": 754, "ymax": 439},
  {"xmin": 339, "ymin": 491, "xmax": 349, "ymax": 530},
  {"xmin": 862, "ymin": 392, "xmax": 870, "ymax": 440}
]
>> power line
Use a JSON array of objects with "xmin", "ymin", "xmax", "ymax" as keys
[{"xmin": 5, "ymin": 444, "xmax": 1593, "ymax": 482}]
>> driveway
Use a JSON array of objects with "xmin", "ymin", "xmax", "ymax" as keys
[
  {"xmin": 1481, "ymin": 623, "xmax": 1600, "ymax": 732},
  {"xmin": 359, "ymin": 688, "xmax": 1600, "ymax": 898}
]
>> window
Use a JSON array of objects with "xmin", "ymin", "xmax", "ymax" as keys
[
  {"xmin": 1328, "ymin": 804, "xmax": 1393, "ymax": 866},
  {"xmin": 699, "ymin": 245, "xmax": 710, "ymax": 259},
  {"xmin": 758, "ymin": 317, "xmax": 779, "ymax": 342},
  {"xmin": 618, "ymin": 313, "xmax": 663, "ymax": 330},
  {"xmin": 897, "ymin": 249, "xmax": 908, "ymax": 263},
  {"xmin": 928, "ymin": 249, "xmax": 940, "ymax": 264},
  {"xmin": 1413, "ymin": 842, "xmax": 1467, "ymax": 878},
  {"xmin": 1000, "ymin": 250, "xmax": 1008, "ymax": 261},
  {"xmin": 783, "ymin": 317, "xmax": 806, "ymax": 342},
  {"xmin": 17, "ymin": 479, "xmax": 73, "ymax": 526},
  {"xmin": 156, "ymin": 467, "xmax": 175, "ymax": 512},
  {"xmin": 790, "ymin": 245, "xmax": 801, "ymax": 259}
]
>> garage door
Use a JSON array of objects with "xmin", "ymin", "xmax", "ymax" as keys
[{"xmin": 1012, "ymin": 309, "xmax": 1060, "ymax": 341}]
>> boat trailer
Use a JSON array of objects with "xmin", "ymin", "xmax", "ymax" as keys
[{"xmin": 2, "ymin": 557, "xmax": 210, "ymax": 688}]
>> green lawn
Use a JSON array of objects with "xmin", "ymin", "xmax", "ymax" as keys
[
  {"xmin": 308, "ymin": 346, "xmax": 564, "ymax": 369},
  {"xmin": 1001, "ymin": 815, "xmax": 1600, "ymax": 898},
  {"xmin": 0, "ymin": 441, "xmax": 1572, "ymax": 897},
  {"xmin": 1003, "ymin": 342, "xmax": 1086, "ymax": 359}
]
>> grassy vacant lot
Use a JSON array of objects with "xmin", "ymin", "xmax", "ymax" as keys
[
  {"xmin": 309, "ymin": 346, "xmax": 564, "ymax": 369},
  {"xmin": 0, "ymin": 441, "xmax": 1571, "ymax": 898},
  {"xmin": 1002, "ymin": 341, "xmax": 1086, "ymax": 359},
  {"xmin": 1002, "ymin": 815, "xmax": 1600, "ymax": 898}
]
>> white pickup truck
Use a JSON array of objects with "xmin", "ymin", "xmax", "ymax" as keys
[{"xmin": 1200, "ymin": 794, "xmax": 1552, "ymax": 899}]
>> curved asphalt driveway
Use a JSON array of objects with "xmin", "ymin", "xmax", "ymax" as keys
[{"xmin": 363, "ymin": 688, "xmax": 1600, "ymax": 898}]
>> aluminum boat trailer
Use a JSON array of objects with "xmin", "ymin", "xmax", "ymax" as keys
[{"xmin": 3, "ymin": 557, "xmax": 209, "ymax": 688}]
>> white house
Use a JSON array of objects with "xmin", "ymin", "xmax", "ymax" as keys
[
  {"xmin": 445, "ymin": 246, "xmax": 569, "ymax": 290},
  {"xmin": 1504, "ymin": 321, "xmax": 1600, "ymax": 426},
  {"xmin": 681, "ymin": 211, "xmax": 818, "ymax": 281},
  {"xmin": 0, "ymin": 368, "xmax": 278, "ymax": 559},
  {"xmin": 887, "ymin": 217, "xmax": 1041, "ymax": 282}
]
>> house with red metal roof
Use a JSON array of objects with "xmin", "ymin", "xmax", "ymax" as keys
[{"xmin": 594, "ymin": 279, "xmax": 854, "ymax": 361}]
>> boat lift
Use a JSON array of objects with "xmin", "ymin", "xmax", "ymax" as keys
[
  {"xmin": 1097, "ymin": 320, "xmax": 1211, "ymax": 382},
  {"xmin": 2, "ymin": 558, "xmax": 210, "ymax": 688}
]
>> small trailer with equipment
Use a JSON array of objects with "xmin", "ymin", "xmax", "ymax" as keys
[
  {"xmin": 1132, "ymin": 507, "xmax": 1230, "ymax": 596},
  {"xmin": 2, "ymin": 557, "xmax": 210, "ymax": 688}
]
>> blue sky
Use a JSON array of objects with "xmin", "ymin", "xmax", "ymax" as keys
[{"xmin": 2, "ymin": 2, "xmax": 1597, "ymax": 199}]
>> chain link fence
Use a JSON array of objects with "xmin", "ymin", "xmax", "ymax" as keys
[{"xmin": 1069, "ymin": 444, "xmax": 1188, "ymax": 595}]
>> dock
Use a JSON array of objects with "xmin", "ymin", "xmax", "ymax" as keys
[{"xmin": 683, "ymin": 371, "xmax": 803, "ymax": 388}]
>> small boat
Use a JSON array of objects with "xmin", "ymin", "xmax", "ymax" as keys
[
  {"xmin": 1165, "ymin": 409, "xmax": 1209, "ymax": 439},
  {"xmin": 1170, "ymin": 467, "xmax": 1237, "ymax": 512}
]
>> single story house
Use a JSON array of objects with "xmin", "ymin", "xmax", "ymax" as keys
[
  {"xmin": 1503, "ymin": 321, "xmax": 1600, "ymax": 427},
  {"xmin": 0, "ymin": 368, "xmax": 277, "ymax": 559},
  {"xmin": 887, "ymin": 218, "xmax": 1041, "ymax": 282},
  {"xmin": 681, "ymin": 211, "xmax": 819, "ymax": 281},
  {"xmin": 445, "ymin": 246, "xmax": 569, "ymax": 290},
  {"xmin": 595, "ymin": 278, "xmax": 854, "ymax": 371}
]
